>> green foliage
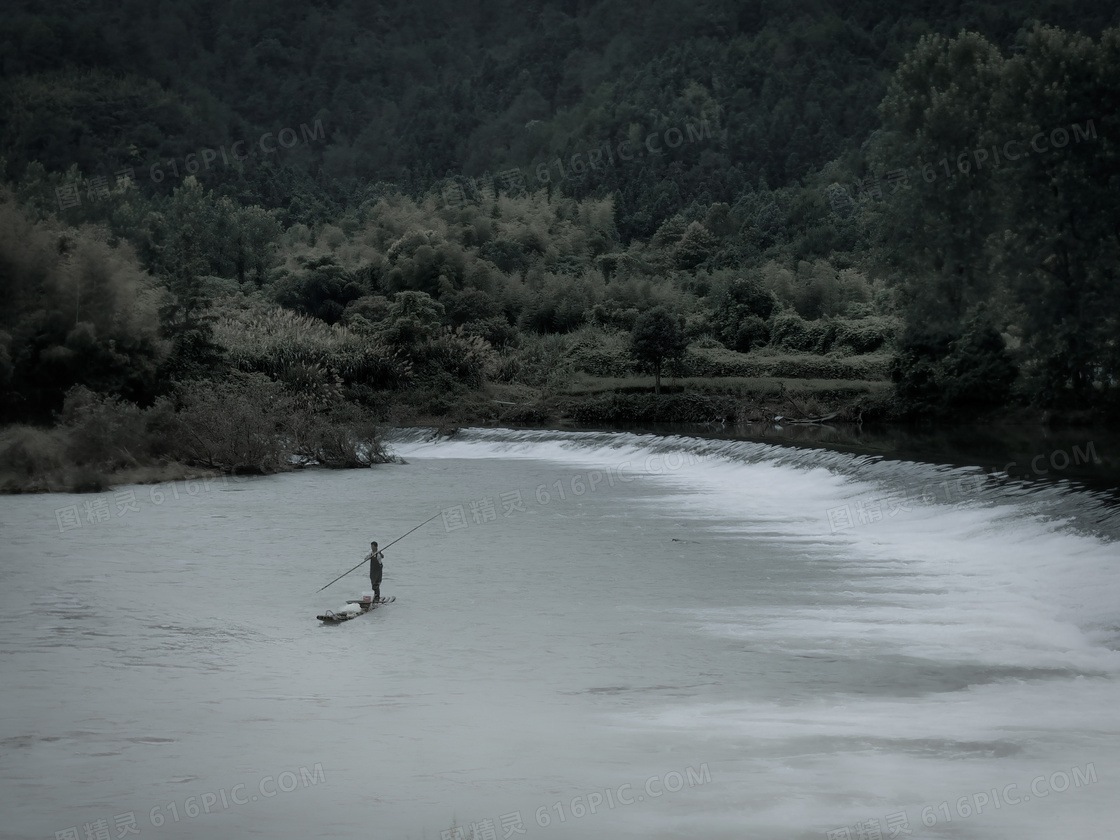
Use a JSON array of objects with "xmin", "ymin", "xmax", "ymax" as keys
[
  {"xmin": 770, "ymin": 313, "xmax": 828, "ymax": 353},
  {"xmin": 2, "ymin": 3, "xmax": 1098, "ymax": 240},
  {"xmin": 630, "ymin": 306, "xmax": 688, "ymax": 394},
  {"xmin": 518, "ymin": 288, "xmax": 588, "ymax": 334},
  {"xmin": 58, "ymin": 386, "xmax": 152, "ymax": 471},
  {"xmin": 171, "ymin": 372, "xmax": 295, "ymax": 472},
  {"xmin": 0, "ymin": 375, "xmax": 388, "ymax": 488},
  {"xmin": 833, "ymin": 317, "xmax": 901, "ymax": 354},
  {"xmin": 875, "ymin": 25, "xmax": 1120, "ymax": 411},
  {"xmin": 382, "ymin": 291, "xmax": 446, "ymax": 351},
  {"xmin": 0, "ymin": 193, "xmax": 166, "ymax": 420},
  {"xmin": 156, "ymin": 327, "xmax": 228, "ymax": 384},
  {"xmin": 891, "ymin": 309, "xmax": 1017, "ymax": 419},
  {"xmin": 940, "ymin": 315, "xmax": 1019, "ymax": 411},
  {"xmin": 769, "ymin": 313, "xmax": 899, "ymax": 355},
  {"xmin": 755, "ymin": 260, "xmax": 873, "ymax": 320},
  {"xmin": 1, "ymin": 388, "xmax": 166, "ymax": 491},
  {"xmin": 675, "ymin": 222, "xmax": 719, "ymax": 269},
  {"xmin": 228, "ymin": 205, "xmax": 283, "ymax": 284},
  {"xmin": 423, "ymin": 328, "xmax": 497, "ymax": 389},
  {"xmin": 444, "ymin": 287, "xmax": 502, "ymax": 327},
  {"xmin": 340, "ymin": 295, "xmax": 394, "ymax": 335},
  {"xmin": 460, "ymin": 316, "xmax": 518, "ymax": 350},
  {"xmin": 384, "ymin": 230, "xmax": 467, "ymax": 296},
  {"xmin": 567, "ymin": 328, "xmax": 635, "ymax": 378},
  {"xmin": 479, "ymin": 239, "xmax": 532, "ymax": 275},
  {"xmin": 732, "ymin": 316, "xmax": 771, "ymax": 353},
  {"xmin": 0, "ymin": 425, "xmax": 67, "ymax": 486},
  {"xmin": 170, "ymin": 372, "xmax": 388, "ymax": 471},
  {"xmin": 684, "ymin": 346, "xmax": 892, "ymax": 381},
  {"xmin": 588, "ymin": 302, "xmax": 640, "ymax": 332},
  {"xmin": 709, "ymin": 276, "xmax": 777, "ymax": 350},
  {"xmin": 131, "ymin": 179, "xmax": 282, "ymax": 294},
  {"xmin": 368, "ymin": 291, "xmax": 496, "ymax": 387},
  {"xmin": 272, "ymin": 255, "xmax": 367, "ymax": 324},
  {"xmin": 2, "ymin": 8, "xmax": 1117, "ymax": 429},
  {"xmin": 210, "ymin": 298, "xmax": 410, "ymax": 390},
  {"xmin": 285, "ymin": 401, "xmax": 388, "ymax": 468},
  {"xmin": 4, "ymin": 1, "xmax": 1115, "ymax": 240},
  {"xmin": 490, "ymin": 334, "xmax": 577, "ymax": 389},
  {"xmin": 0, "ymin": 69, "xmax": 205, "ymax": 184}
]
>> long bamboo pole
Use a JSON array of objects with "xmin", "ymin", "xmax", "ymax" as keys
[{"xmin": 316, "ymin": 511, "xmax": 442, "ymax": 593}]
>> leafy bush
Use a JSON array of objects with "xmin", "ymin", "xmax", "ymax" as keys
[
  {"xmin": 733, "ymin": 315, "xmax": 770, "ymax": 352},
  {"xmin": 342, "ymin": 295, "xmax": 393, "ymax": 328},
  {"xmin": 490, "ymin": 333, "xmax": 576, "ymax": 388},
  {"xmin": 675, "ymin": 221, "xmax": 719, "ymax": 269},
  {"xmin": 286, "ymin": 402, "xmax": 388, "ymax": 467},
  {"xmin": 683, "ymin": 346, "xmax": 892, "ymax": 380},
  {"xmin": 567, "ymin": 328, "xmax": 634, "ymax": 377},
  {"xmin": 0, "ymin": 197, "xmax": 167, "ymax": 421},
  {"xmin": 0, "ymin": 425, "xmax": 66, "ymax": 480},
  {"xmin": 155, "ymin": 320, "xmax": 229, "ymax": 384},
  {"xmin": 445, "ymin": 287, "xmax": 502, "ymax": 326},
  {"xmin": 381, "ymin": 290, "xmax": 446, "ymax": 351},
  {"xmin": 278, "ymin": 361, "xmax": 345, "ymax": 410},
  {"xmin": 690, "ymin": 334, "xmax": 724, "ymax": 349},
  {"xmin": 587, "ymin": 302, "xmax": 640, "ymax": 331},
  {"xmin": 271, "ymin": 255, "xmax": 368, "ymax": 324},
  {"xmin": 517, "ymin": 280, "xmax": 593, "ymax": 334},
  {"xmin": 833, "ymin": 316, "xmax": 901, "ymax": 354},
  {"xmin": 770, "ymin": 312, "xmax": 834, "ymax": 352},
  {"xmin": 58, "ymin": 386, "xmax": 152, "ymax": 470},
  {"xmin": 171, "ymin": 373, "xmax": 293, "ymax": 471},
  {"xmin": 382, "ymin": 230, "xmax": 467, "ymax": 296},
  {"xmin": 460, "ymin": 316, "xmax": 518, "ymax": 350},
  {"xmin": 769, "ymin": 313, "xmax": 898, "ymax": 355},
  {"xmin": 211, "ymin": 298, "xmax": 411, "ymax": 389},
  {"xmin": 478, "ymin": 238, "xmax": 531, "ymax": 275},
  {"xmin": 422, "ymin": 328, "xmax": 496, "ymax": 388},
  {"xmin": 709, "ymin": 277, "xmax": 777, "ymax": 349},
  {"xmin": 891, "ymin": 310, "xmax": 1017, "ymax": 418}
]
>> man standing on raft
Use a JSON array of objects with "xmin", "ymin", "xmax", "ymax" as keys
[{"xmin": 366, "ymin": 541, "xmax": 384, "ymax": 602}]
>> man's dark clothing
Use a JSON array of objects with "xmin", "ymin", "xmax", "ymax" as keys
[{"xmin": 368, "ymin": 551, "xmax": 384, "ymax": 600}]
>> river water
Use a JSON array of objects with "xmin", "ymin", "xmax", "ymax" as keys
[{"xmin": 1, "ymin": 428, "xmax": 1117, "ymax": 840}]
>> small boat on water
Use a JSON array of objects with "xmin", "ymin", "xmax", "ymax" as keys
[{"xmin": 317, "ymin": 591, "xmax": 396, "ymax": 624}]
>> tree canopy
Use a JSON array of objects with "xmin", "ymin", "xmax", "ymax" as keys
[
  {"xmin": 631, "ymin": 306, "xmax": 688, "ymax": 394},
  {"xmin": 1, "ymin": 3, "xmax": 1118, "ymax": 432}
]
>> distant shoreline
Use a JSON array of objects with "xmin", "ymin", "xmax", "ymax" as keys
[{"xmin": 3, "ymin": 379, "xmax": 1116, "ymax": 495}]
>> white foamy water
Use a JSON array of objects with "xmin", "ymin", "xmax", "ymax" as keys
[{"xmin": 1, "ymin": 428, "xmax": 1117, "ymax": 840}]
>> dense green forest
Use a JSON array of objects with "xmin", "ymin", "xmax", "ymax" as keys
[{"xmin": 1, "ymin": 0, "xmax": 1117, "ymax": 488}]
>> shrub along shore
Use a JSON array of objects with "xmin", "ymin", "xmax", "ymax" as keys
[{"xmin": 0, "ymin": 339, "xmax": 1081, "ymax": 495}]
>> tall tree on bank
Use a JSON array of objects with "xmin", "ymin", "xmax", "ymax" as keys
[
  {"xmin": 874, "ymin": 25, "xmax": 1120, "ymax": 415},
  {"xmin": 995, "ymin": 26, "xmax": 1120, "ymax": 406},
  {"xmin": 631, "ymin": 306, "xmax": 687, "ymax": 395}
]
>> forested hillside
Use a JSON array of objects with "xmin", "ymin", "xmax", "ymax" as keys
[
  {"xmin": 1, "ymin": 0, "xmax": 1118, "ymax": 488},
  {"xmin": 3, "ymin": 0, "xmax": 1114, "ymax": 230}
]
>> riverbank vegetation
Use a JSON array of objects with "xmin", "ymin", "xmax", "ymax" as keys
[{"xmin": 1, "ymin": 3, "xmax": 1117, "ymax": 491}]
